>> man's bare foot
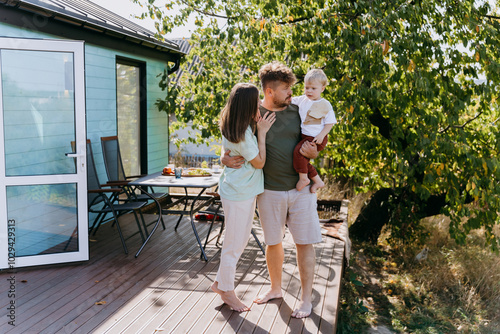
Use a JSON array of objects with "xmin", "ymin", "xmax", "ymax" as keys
[
  {"xmin": 211, "ymin": 282, "xmax": 250, "ymax": 312},
  {"xmin": 296, "ymin": 178, "xmax": 310, "ymax": 192},
  {"xmin": 291, "ymin": 300, "xmax": 312, "ymax": 318},
  {"xmin": 254, "ymin": 289, "xmax": 283, "ymax": 304},
  {"xmin": 310, "ymin": 178, "xmax": 325, "ymax": 193}
]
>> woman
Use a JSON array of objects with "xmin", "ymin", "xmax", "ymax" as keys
[{"xmin": 211, "ymin": 83, "xmax": 275, "ymax": 312}]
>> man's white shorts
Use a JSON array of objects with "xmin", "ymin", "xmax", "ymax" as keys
[{"xmin": 257, "ymin": 186, "xmax": 322, "ymax": 246}]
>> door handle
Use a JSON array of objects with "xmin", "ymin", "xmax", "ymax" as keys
[
  {"xmin": 65, "ymin": 152, "xmax": 84, "ymax": 158},
  {"xmin": 65, "ymin": 152, "xmax": 86, "ymax": 172}
]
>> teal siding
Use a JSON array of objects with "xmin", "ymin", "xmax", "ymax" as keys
[{"xmin": 1, "ymin": 22, "xmax": 171, "ymax": 182}]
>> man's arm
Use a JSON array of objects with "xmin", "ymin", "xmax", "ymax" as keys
[
  {"xmin": 220, "ymin": 149, "xmax": 245, "ymax": 169},
  {"xmin": 299, "ymin": 141, "xmax": 319, "ymax": 159}
]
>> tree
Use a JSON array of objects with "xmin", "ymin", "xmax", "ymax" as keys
[{"xmin": 136, "ymin": 0, "xmax": 500, "ymax": 249}]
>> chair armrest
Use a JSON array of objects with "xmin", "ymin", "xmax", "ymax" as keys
[
  {"xmin": 206, "ymin": 192, "xmax": 220, "ymax": 199},
  {"xmin": 105, "ymin": 181, "xmax": 130, "ymax": 186},
  {"xmin": 88, "ymin": 188, "xmax": 122, "ymax": 193}
]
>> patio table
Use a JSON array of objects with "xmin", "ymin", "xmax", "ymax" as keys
[{"xmin": 129, "ymin": 171, "xmax": 221, "ymax": 260}]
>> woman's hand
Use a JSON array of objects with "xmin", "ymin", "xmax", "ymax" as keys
[{"xmin": 256, "ymin": 111, "xmax": 276, "ymax": 134}]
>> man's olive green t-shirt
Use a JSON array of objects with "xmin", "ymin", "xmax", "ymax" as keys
[{"xmin": 259, "ymin": 104, "xmax": 301, "ymax": 191}]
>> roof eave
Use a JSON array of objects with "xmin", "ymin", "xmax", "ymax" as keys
[{"xmin": 4, "ymin": 0, "xmax": 185, "ymax": 55}]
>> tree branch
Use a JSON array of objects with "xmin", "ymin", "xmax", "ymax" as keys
[
  {"xmin": 439, "ymin": 112, "xmax": 484, "ymax": 133},
  {"xmin": 178, "ymin": 0, "xmax": 237, "ymax": 19},
  {"xmin": 485, "ymin": 14, "xmax": 500, "ymax": 20},
  {"xmin": 177, "ymin": 0, "xmax": 359, "ymax": 25},
  {"xmin": 374, "ymin": 0, "xmax": 413, "ymax": 29}
]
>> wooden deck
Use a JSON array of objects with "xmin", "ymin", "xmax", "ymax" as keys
[{"xmin": 0, "ymin": 212, "xmax": 345, "ymax": 334}]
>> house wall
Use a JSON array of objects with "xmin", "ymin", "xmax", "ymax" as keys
[{"xmin": 0, "ymin": 22, "xmax": 171, "ymax": 182}]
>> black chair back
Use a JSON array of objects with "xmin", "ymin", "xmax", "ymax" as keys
[{"xmin": 101, "ymin": 136, "xmax": 126, "ymax": 182}]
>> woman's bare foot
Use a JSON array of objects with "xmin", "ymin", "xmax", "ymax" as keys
[
  {"xmin": 291, "ymin": 300, "xmax": 312, "ymax": 318},
  {"xmin": 310, "ymin": 178, "xmax": 325, "ymax": 193},
  {"xmin": 211, "ymin": 282, "xmax": 250, "ymax": 312},
  {"xmin": 253, "ymin": 289, "xmax": 283, "ymax": 304}
]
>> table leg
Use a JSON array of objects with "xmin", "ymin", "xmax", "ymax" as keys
[
  {"xmin": 174, "ymin": 187, "xmax": 189, "ymax": 231},
  {"xmin": 189, "ymin": 187, "xmax": 209, "ymax": 261}
]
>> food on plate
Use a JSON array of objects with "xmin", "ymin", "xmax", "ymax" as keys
[
  {"xmin": 186, "ymin": 168, "xmax": 211, "ymax": 176},
  {"xmin": 162, "ymin": 166, "xmax": 174, "ymax": 175},
  {"xmin": 162, "ymin": 167, "xmax": 211, "ymax": 176}
]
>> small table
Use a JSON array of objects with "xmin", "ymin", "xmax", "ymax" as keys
[{"xmin": 129, "ymin": 171, "xmax": 221, "ymax": 260}]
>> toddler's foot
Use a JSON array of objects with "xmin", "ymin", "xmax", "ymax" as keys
[
  {"xmin": 211, "ymin": 282, "xmax": 250, "ymax": 312},
  {"xmin": 296, "ymin": 178, "xmax": 310, "ymax": 192},
  {"xmin": 310, "ymin": 178, "xmax": 325, "ymax": 193}
]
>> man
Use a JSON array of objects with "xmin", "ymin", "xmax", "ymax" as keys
[{"xmin": 221, "ymin": 61, "xmax": 321, "ymax": 318}]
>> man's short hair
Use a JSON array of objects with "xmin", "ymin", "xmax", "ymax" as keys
[
  {"xmin": 304, "ymin": 69, "xmax": 328, "ymax": 86},
  {"xmin": 259, "ymin": 61, "xmax": 296, "ymax": 90}
]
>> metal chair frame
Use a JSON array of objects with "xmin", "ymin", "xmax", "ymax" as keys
[{"xmin": 86, "ymin": 139, "xmax": 148, "ymax": 254}]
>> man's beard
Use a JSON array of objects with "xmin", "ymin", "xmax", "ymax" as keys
[{"xmin": 273, "ymin": 95, "xmax": 292, "ymax": 108}]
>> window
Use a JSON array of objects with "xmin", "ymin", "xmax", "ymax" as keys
[{"xmin": 116, "ymin": 58, "xmax": 147, "ymax": 176}]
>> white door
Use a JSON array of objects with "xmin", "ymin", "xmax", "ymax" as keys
[{"xmin": 0, "ymin": 37, "xmax": 88, "ymax": 269}]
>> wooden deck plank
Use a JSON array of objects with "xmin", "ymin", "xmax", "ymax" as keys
[
  {"xmin": 0, "ymin": 217, "xmax": 127, "ymax": 301},
  {"xmin": 221, "ymin": 233, "xmax": 298, "ymax": 334},
  {"xmin": 318, "ymin": 239, "xmax": 345, "ymax": 334},
  {"xmin": 302, "ymin": 238, "xmax": 337, "ymax": 334},
  {"xmin": 62, "ymin": 219, "xmax": 213, "ymax": 334},
  {"xmin": 92, "ymin": 232, "xmax": 209, "ymax": 333},
  {"xmin": 137, "ymin": 234, "xmax": 265, "ymax": 333},
  {"xmin": 0, "ymin": 210, "xmax": 346, "ymax": 334},
  {"xmin": 141, "ymin": 256, "xmax": 225, "ymax": 333},
  {"xmin": 180, "ymin": 226, "xmax": 270, "ymax": 334},
  {"xmin": 120, "ymin": 251, "xmax": 222, "ymax": 333},
  {"xmin": 45, "ymin": 218, "xmax": 202, "ymax": 334},
  {"xmin": 268, "ymin": 239, "xmax": 326, "ymax": 334},
  {"xmin": 185, "ymin": 247, "xmax": 265, "ymax": 334},
  {"xmin": 3, "ymin": 228, "xmax": 137, "ymax": 332},
  {"xmin": 6, "ymin": 215, "xmax": 184, "ymax": 333},
  {"xmin": 170, "ymin": 237, "xmax": 263, "ymax": 333}
]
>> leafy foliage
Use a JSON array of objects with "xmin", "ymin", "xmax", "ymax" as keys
[{"xmin": 135, "ymin": 0, "xmax": 500, "ymax": 247}]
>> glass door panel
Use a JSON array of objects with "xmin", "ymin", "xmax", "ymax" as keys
[
  {"xmin": 0, "ymin": 37, "xmax": 87, "ymax": 269},
  {"xmin": 7, "ymin": 184, "xmax": 78, "ymax": 256},
  {"xmin": 2, "ymin": 50, "xmax": 76, "ymax": 176}
]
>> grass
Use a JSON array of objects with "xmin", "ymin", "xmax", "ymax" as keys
[{"xmin": 318, "ymin": 179, "xmax": 500, "ymax": 333}]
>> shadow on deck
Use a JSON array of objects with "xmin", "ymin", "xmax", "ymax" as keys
[{"xmin": 0, "ymin": 209, "xmax": 346, "ymax": 334}]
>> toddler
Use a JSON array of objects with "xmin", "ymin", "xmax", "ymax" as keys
[{"xmin": 292, "ymin": 69, "xmax": 337, "ymax": 193}]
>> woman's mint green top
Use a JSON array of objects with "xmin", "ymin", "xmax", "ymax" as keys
[{"xmin": 219, "ymin": 126, "xmax": 264, "ymax": 201}]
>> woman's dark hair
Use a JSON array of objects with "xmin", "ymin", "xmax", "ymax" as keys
[{"xmin": 220, "ymin": 83, "xmax": 260, "ymax": 143}]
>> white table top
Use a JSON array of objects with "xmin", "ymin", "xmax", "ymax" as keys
[{"xmin": 129, "ymin": 171, "xmax": 221, "ymax": 188}]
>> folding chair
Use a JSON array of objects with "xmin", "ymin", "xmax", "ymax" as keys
[
  {"xmin": 100, "ymin": 135, "xmax": 167, "ymax": 229},
  {"xmin": 86, "ymin": 139, "xmax": 148, "ymax": 254}
]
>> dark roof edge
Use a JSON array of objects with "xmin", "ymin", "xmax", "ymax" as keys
[{"xmin": 0, "ymin": 0, "xmax": 185, "ymax": 55}]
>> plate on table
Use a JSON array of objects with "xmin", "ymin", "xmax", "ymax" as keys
[{"xmin": 162, "ymin": 167, "xmax": 212, "ymax": 177}]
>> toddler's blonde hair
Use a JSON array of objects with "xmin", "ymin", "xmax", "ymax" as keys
[{"xmin": 304, "ymin": 69, "xmax": 328, "ymax": 86}]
